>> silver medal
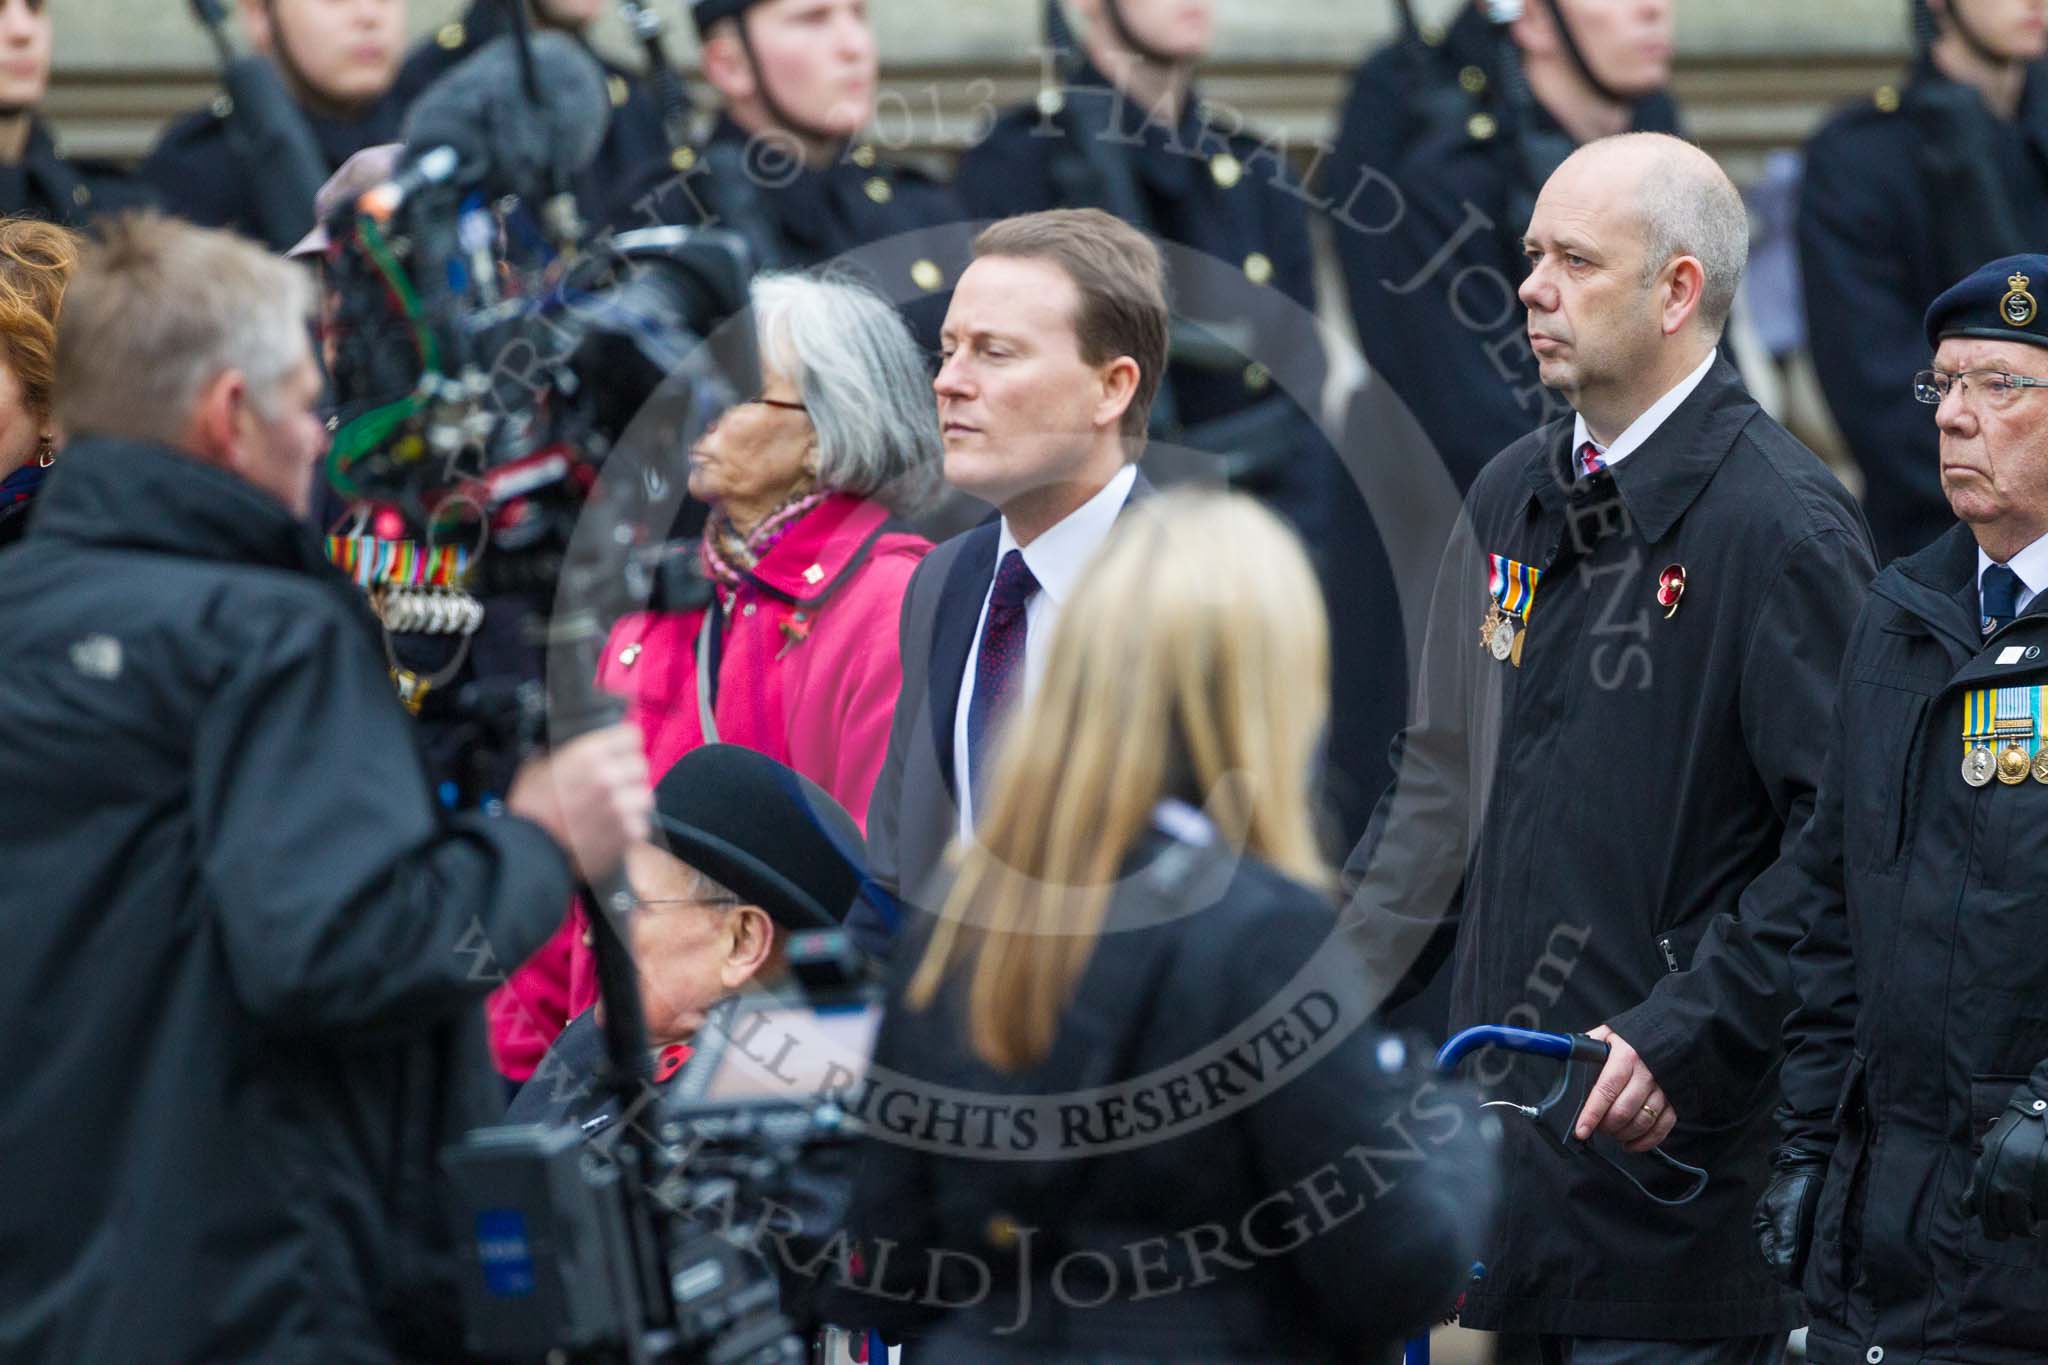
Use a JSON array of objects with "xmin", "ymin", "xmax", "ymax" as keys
[
  {"xmin": 1488, "ymin": 617, "xmax": 1516, "ymax": 662},
  {"xmin": 1964, "ymin": 742, "xmax": 1997, "ymax": 788}
]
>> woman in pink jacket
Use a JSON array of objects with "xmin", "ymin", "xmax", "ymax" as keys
[{"xmin": 489, "ymin": 272, "xmax": 941, "ymax": 1080}]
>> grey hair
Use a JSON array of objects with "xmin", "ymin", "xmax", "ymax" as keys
[
  {"xmin": 1623, "ymin": 134, "xmax": 1751, "ymax": 335},
  {"xmin": 55, "ymin": 213, "xmax": 313, "ymax": 443},
  {"xmin": 749, "ymin": 271, "xmax": 943, "ymax": 514}
]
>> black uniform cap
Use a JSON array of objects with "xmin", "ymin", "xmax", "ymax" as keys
[
  {"xmin": 652, "ymin": 743, "xmax": 868, "ymax": 929},
  {"xmin": 1925, "ymin": 253, "xmax": 2048, "ymax": 352},
  {"xmin": 691, "ymin": 0, "xmax": 765, "ymax": 37}
]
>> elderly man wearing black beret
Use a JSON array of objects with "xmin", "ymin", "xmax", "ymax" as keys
[
  {"xmin": 508, "ymin": 743, "xmax": 875, "ymax": 1136},
  {"xmin": 1755, "ymin": 252, "xmax": 2048, "ymax": 1365}
]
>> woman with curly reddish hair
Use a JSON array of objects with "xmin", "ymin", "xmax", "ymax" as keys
[{"xmin": 0, "ymin": 215, "xmax": 77, "ymax": 549}]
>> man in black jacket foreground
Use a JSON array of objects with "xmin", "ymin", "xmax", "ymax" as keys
[
  {"xmin": 0, "ymin": 215, "xmax": 653, "ymax": 1362},
  {"xmin": 1754, "ymin": 253, "xmax": 2048, "ymax": 1365},
  {"xmin": 1346, "ymin": 132, "xmax": 1876, "ymax": 1363}
]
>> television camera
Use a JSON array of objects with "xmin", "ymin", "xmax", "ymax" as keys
[{"xmin": 444, "ymin": 930, "xmax": 886, "ymax": 1365}]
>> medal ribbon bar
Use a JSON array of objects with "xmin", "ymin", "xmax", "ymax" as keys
[
  {"xmin": 326, "ymin": 535, "xmax": 473, "ymax": 590},
  {"xmin": 1487, "ymin": 553, "xmax": 1542, "ymax": 622}
]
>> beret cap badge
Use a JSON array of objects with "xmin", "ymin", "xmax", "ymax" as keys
[{"xmin": 2004, "ymin": 273, "xmax": 2038, "ymax": 328}]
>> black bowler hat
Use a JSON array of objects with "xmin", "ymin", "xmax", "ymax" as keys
[
  {"xmin": 653, "ymin": 744, "xmax": 867, "ymax": 929},
  {"xmin": 1925, "ymin": 253, "xmax": 2048, "ymax": 352},
  {"xmin": 691, "ymin": 0, "xmax": 764, "ymax": 36}
]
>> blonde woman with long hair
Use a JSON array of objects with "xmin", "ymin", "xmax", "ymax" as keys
[{"xmin": 832, "ymin": 490, "xmax": 1495, "ymax": 1363}]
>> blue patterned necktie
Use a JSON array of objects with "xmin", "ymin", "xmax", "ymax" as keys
[
  {"xmin": 967, "ymin": 549, "xmax": 1040, "ymax": 802},
  {"xmin": 1983, "ymin": 563, "xmax": 2024, "ymax": 636}
]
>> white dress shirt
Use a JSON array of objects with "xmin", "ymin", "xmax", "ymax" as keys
[
  {"xmin": 1977, "ymin": 533, "xmax": 2048, "ymax": 619},
  {"xmin": 954, "ymin": 463, "xmax": 1139, "ymax": 835},
  {"xmin": 1572, "ymin": 347, "xmax": 1719, "ymax": 469}
]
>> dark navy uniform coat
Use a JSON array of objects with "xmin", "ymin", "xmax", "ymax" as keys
[
  {"xmin": 1346, "ymin": 358, "xmax": 1875, "ymax": 1338},
  {"xmin": 0, "ymin": 119, "xmax": 155, "ymax": 227},
  {"xmin": 395, "ymin": 2, "xmax": 681, "ymax": 232},
  {"xmin": 1775, "ymin": 523, "xmax": 2048, "ymax": 1364},
  {"xmin": 1328, "ymin": 10, "xmax": 1684, "ymax": 490},
  {"xmin": 141, "ymin": 78, "xmax": 407, "ymax": 240},
  {"xmin": 1800, "ymin": 63, "xmax": 2048, "ymax": 565},
  {"xmin": 954, "ymin": 57, "xmax": 1323, "ymax": 449},
  {"xmin": 617, "ymin": 113, "xmax": 965, "ymax": 352}
]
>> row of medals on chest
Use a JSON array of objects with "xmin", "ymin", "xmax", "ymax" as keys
[
  {"xmin": 1964, "ymin": 732, "xmax": 2048, "ymax": 787},
  {"xmin": 1479, "ymin": 572, "xmax": 2048, "ymax": 789},
  {"xmin": 1477, "ymin": 563, "xmax": 1684, "ymax": 670},
  {"xmin": 1480, "ymin": 601, "xmax": 1525, "ymax": 666}
]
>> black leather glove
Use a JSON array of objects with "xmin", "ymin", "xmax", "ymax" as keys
[
  {"xmin": 1754, "ymin": 1143, "xmax": 1829, "ymax": 1287},
  {"xmin": 1966, "ymin": 1087, "xmax": 2048, "ymax": 1241}
]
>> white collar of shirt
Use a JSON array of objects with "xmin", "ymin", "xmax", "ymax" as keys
[
  {"xmin": 1977, "ymin": 533, "xmax": 2048, "ymax": 618},
  {"xmin": 1571, "ymin": 348, "xmax": 1718, "ymax": 470},
  {"xmin": 995, "ymin": 463, "xmax": 1139, "ymax": 609}
]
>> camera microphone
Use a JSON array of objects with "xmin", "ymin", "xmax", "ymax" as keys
[
  {"xmin": 356, "ymin": 146, "xmax": 460, "ymax": 223},
  {"xmin": 388, "ymin": 31, "xmax": 612, "ymax": 210}
]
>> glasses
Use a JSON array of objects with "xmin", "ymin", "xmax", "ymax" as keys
[
  {"xmin": 630, "ymin": 894, "xmax": 743, "ymax": 912},
  {"xmin": 1913, "ymin": 368, "xmax": 2048, "ymax": 408},
  {"xmin": 746, "ymin": 395, "xmax": 808, "ymax": 414}
]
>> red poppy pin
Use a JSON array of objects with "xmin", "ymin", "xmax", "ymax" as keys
[{"xmin": 1657, "ymin": 564, "xmax": 1687, "ymax": 619}]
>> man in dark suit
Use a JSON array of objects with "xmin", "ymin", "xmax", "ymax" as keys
[
  {"xmin": 954, "ymin": 0, "xmax": 1405, "ymax": 848},
  {"xmin": 1346, "ymin": 132, "xmax": 1876, "ymax": 1364},
  {"xmin": 854, "ymin": 208, "xmax": 1165, "ymax": 951}
]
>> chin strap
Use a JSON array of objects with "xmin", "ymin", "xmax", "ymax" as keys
[
  {"xmin": 1533, "ymin": 0, "xmax": 1634, "ymax": 108},
  {"xmin": 259, "ymin": 0, "xmax": 375, "ymax": 120},
  {"xmin": 1099, "ymin": 0, "xmax": 1193, "ymax": 70},
  {"xmin": 1929, "ymin": 0, "xmax": 2018, "ymax": 70},
  {"xmin": 1482, "ymin": 0, "xmax": 1642, "ymax": 110},
  {"xmin": 733, "ymin": 8, "xmax": 850, "ymax": 151}
]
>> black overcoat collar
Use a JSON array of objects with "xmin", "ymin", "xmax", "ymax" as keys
[{"xmin": 1519, "ymin": 355, "xmax": 1751, "ymax": 548}]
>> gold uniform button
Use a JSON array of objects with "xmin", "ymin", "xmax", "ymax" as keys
[
  {"xmin": 1874, "ymin": 84, "xmax": 1901, "ymax": 113},
  {"xmin": 670, "ymin": 145, "xmax": 697, "ymax": 173},
  {"xmin": 1036, "ymin": 86, "xmax": 1066, "ymax": 117},
  {"xmin": 1244, "ymin": 252, "xmax": 1274, "ymax": 287},
  {"xmin": 1468, "ymin": 112, "xmax": 1498, "ymax": 142},
  {"xmin": 617, "ymin": 642, "xmax": 643, "ymax": 668},
  {"xmin": 910, "ymin": 259, "xmax": 944, "ymax": 292},
  {"xmin": 1210, "ymin": 153, "xmax": 1243, "ymax": 189},
  {"xmin": 1245, "ymin": 362, "xmax": 1272, "ymax": 392},
  {"xmin": 864, "ymin": 176, "xmax": 893, "ymax": 205},
  {"xmin": 851, "ymin": 143, "xmax": 878, "ymax": 168},
  {"xmin": 1459, "ymin": 65, "xmax": 1488, "ymax": 95},
  {"xmin": 985, "ymin": 1214, "xmax": 1021, "ymax": 1250},
  {"xmin": 607, "ymin": 75, "xmax": 630, "ymax": 108},
  {"xmin": 437, "ymin": 21, "xmax": 466, "ymax": 50}
]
